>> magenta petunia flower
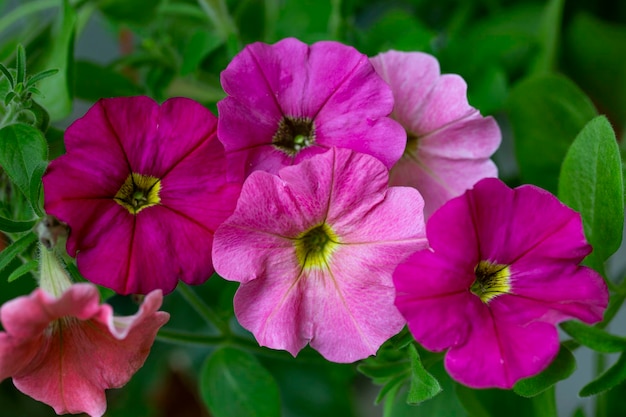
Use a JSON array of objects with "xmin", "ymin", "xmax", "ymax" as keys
[
  {"xmin": 43, "ymin": 96, "xmax": 241, "ymax": 295},
  {"xmin": 393, "ymin": 178, "xmax": 608, "ymax": 388},
  {"xmin": 370, "ymin": 51, "xmax": 501, "ymax": 218},
  {"xmin": 212, "ymin": 147, "xmax": 428, "ymax": 362},
  {"xmin": 0, "ymin": 284, "xmax": 169, "ymax": 417},
  {"xmin": 217, "ymin": 37, "xmax": 406, "ymax": 180}
]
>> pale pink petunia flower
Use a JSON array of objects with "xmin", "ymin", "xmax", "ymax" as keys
[
  {"xmin": 370, "ymin": 51, "xmax": 501, "ymax": 218},
  {"xmin": 0, "ymin": 283, "xmax": 169, "ymax": 417},
  {"xmin": 393, "ymin": 178, "xmax": 608, "ymax": 389},
  {"xmin": 217, "ymin": 37, "xmax": 406, "ymax": 180},
  {"xmin": 212, "ymin": 147, "xmax": 428, "ymax": 363},
  {"xmin": 43, "ymin": 96, "xmax": 241, "ymax": 295}
]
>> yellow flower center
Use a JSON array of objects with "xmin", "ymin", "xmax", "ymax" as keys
[
  {"xmin": 114, "ymin": 173, "xmax": 161, "ymax": 214},
  {"xmin": 294, "ymin": 223, "xmax": 339, "ymax": 270},
  {"xmin": 470, "ymin": 260, "xmax": 512, "ymax": 303}
]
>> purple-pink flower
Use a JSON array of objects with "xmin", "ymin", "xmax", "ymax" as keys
[
  {"xmin": 0, "ymin": 284, "xmax": 169, "ymax": 417},
  {"xmin": 393, "ymin": 178, "xmax": 608, "ymax": 388},
  {"xmin": 43, "ymin": 96, "xmax": 241, "ymax": 295},
  {"xmin": 370, "ymin": 51, "xmax": 501, "ymax": 218},
  {"xmin": 217, "ymin": 37, "xmax": 406, "ymax": 180},
  {"xmin": 212, "ymin": 147, "xmax": 428, "ymax": 362}
]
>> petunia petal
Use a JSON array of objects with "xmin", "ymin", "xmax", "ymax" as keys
[
  {"xmin": 445, "ymin": 300, "xmax": 560, "ymax": 389},
  {"xmin": 0, "ymin": 285, "xmax": 168, "ymax": 417}
]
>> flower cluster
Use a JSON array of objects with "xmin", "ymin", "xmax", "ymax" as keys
[{"xmin": 1, "ymin": 36, "xmax": 608, "ymax": 417}]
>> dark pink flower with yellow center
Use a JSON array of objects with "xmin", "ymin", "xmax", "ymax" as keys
[
  {"xmin": 43, "ymin": 96, "xmax": 241, "ymax": 294},
  {"xmin": 393, "ymin": 178, "xmax": 608, "ymax": 388},
  {"xmin": 217, "ymin": 37, "xmax": 406, "ymax": 180},
  {"xmin": 0, "ymin": 284, "xmax": 168, "ymax": 417},
  {"xmin": 212, "ymin": 147, "xmax": 428, "ymax": 363},
  {"xmin": 370, "ymin": 51, "xmax": 501, "ymax": 218}
]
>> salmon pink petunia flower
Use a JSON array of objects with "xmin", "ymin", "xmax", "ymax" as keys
[
  {"xmin": 217, "ymin": 38, "xmax": 406, "ymax": 180},
  {"xmin": 212, "ymin": 147, "xmax": 428, "ymax": 363},
  {"xmin": 0, "ymin": 283, "xmax": 169, "ymax": 417},
  {"xmin": 370, "ymin": 51, "xmax": 501, "ymax": 218},
  {"xmin": 43, "ymin": 96, "xmax": 241, "ymax": 295},
  {"xmin": 393, "ymin": 178, "xmax": 608, "ymax": 388}
]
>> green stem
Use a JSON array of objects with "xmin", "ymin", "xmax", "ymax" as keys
[{"xmin": 176, "ymin": 283, "xmax": 230, "ymax": 335}]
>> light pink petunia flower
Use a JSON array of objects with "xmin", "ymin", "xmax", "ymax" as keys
[
  {"xmin": 217, "ymin": 37, "xmax": 406, "ymax": 180},
  {"xmin": 370, "ymin": 51, "xmax": 501, "ymax": 218},
  {"xmin": 393, "ymin": 178, "xmax": 608, "ymax": 389},
  {"xmin": 43, "ymin": 96, "xmax": 241, "ymax": 295},
  {"xmin": 212, "ymin": 147, "xmax": 428, "ymax": 363},
  {"xmin": 0, "ymin": 284, "xmax": 169, "ymax": 417}
]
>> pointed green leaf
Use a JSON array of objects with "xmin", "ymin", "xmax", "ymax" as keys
[
  {"xmin": 580, "ymin": 352, "xmax": 626, "ymax": 397},
  {"xmin": 514, "ymin": 345, "xmax": 576, "ymax": 397},
  {"xmin": 0, "ymin": 63, "xmax": 14, "ymax": 89},
  {"xmin": 406, "ymin": 344, "xmax": 442, "ymax": 404},
  {"xmin": 561, "ymin": 320, "xmax": 626, "ymax": 353},
  {"xmin": 507, "ymin": 74, "xmax": 597, "ymax": 194},
  {"xmin": 200, "ymin": 347, "xmax": 281, "ymax": 417},
  {"xmin": 0, "ymin": 216, "xmax": 36, "ymax": 233},
  {"xmin": 15, "ymin": 44, "xmax": 26, "ymax": 85},
  {"xmin": 7, "ymin": 259, "xmax": 37, "ymax": 282},
  {"xmin": 26, "ymin": 68, "xmax": 59, "ymax": 88},
  {"xmin": 33, "ymin": 0, "xmax": 76, "ymax": 121},
  {"xmin": 558, "ymin": 115, "xmax": 624, "ymax": 272},
  {"xmin": 0, "ymin": 123, "xmax": 48, "ymax": 213},
  {"xmin": 0, "ymin": 232, "xmax": 37, "ymax": 273}
]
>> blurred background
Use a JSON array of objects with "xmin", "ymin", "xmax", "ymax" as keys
[{"xmin": 1, "ymin": 0, "xmax": 626, "ymax": 416}]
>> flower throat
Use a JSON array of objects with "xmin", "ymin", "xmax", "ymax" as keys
[
  {"xmin": 272, "ymin": 116, "xmax": 316, "ymax": 156},
  {"xmin": 114, "ymin": 173, "xmax": 161, "ymax": 214},
  {"xmin": 470, "ymin": 260, "xmax": 511, "ymax": 303}
]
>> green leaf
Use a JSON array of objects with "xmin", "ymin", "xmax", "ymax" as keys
[
  {"xmin": 0, "ymin": 232, "xmax": 37, "ymax": 273},
  {"xmin": 98, "ymin": 0, "xmax": 159, "ymax": 24},
  {"xmin": 514, "ymin": 345, "xmax": 576, "ymax": 397},
  {"xmin": 406, "ymin": 344, "xmax": 442, "ymax": 404},
  {"xmin": 74, "ymin": 60, "xmax": 141, "ymax": 102},
  {"xmin": 0, "ymin": 216, "xmax": 36, "ymax": 233},
  {"xmin": 15, "ymin": 44, "xmax": 26, "ymax": 85},
  {"xmin": 180, "ymin": 30, "xmax": 224, "ymax": 76},
  {"xmin": 7, "ymin": 259, "xmax": 37, "ymax": 282},
  {"xmin": 558, "ymin": 115, "xmax": 624, "ymax": 271},
  {"xmin": 0, "ymin": 123, "xmax": 48, "ymax": 213},
  {"xmin": 26, "ymin": 68, "xmax": 59, "ymax": 88},
  {"xmin": 507, "ymin": 73, "xmax": 597, "ymax": 193},
  {"xmin": 580, "ymin": 352, "xmax": 626, "ymax": 397},
  {"xmin": 565, "ymin": 13, "xmax": 626, "ymax": 138},
  {"xmin": 561, "ymin": 320, "xmax": 626, "ymax": 353},
  {"xmin": 32, "ymin": 0, "xmax": 75, "ymax": 121},
  {"xmin": 200, "ymin": 347, "xmax": 281, "ymax": 417},
  {"xmin": 0, "ymin": 63, "xmax": 14, "ymax": 89}
]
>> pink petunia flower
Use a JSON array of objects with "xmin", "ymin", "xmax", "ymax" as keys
[
  {"xmin": 217, "ymin": 37, "xmax": 406, "ymax": 180},
  {"xmin": 43, "ymin": 96, "xmax": 241, "ymax": 295},
  {"xmin": 0, "ymin": 283, "xmax": 169, "ymax": 417},
  {"xmin": 393, "ymin": 178, "xmax": 608, "ymax": 388},
  {"xmin": 370, "ymin": 51, "xmax": 501, "ymax": 218},
  {"xmin": 212, "ymin": 147, "xmax": 428, "ymax": 363}
]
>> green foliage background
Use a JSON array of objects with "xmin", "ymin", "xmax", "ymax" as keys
[{"xmin": 1, "ymin": 0, "xmax": 626, "ymax": 416}]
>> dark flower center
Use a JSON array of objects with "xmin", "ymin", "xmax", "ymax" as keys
[
  {"xmin": 403, "ymin": 131, "xmax": 420, "ymax": 158},
  {"xmin": 272, "ymin": 116, "xmax": 316, "ymax": 156},
  {"xmin": 294, "ymin": 223, "xmax": 339, "ymax": 270},
  {"xmin": 470, "ymin": 260, "xmax": 511, "ymax": 303},
  {"xmin": 114, "ymin": 173, "xmax": 161, "ymax": 215}
]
